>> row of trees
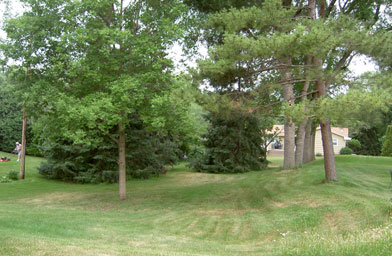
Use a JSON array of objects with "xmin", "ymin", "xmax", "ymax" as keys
[
  {"xmin": 187, "ymin": 0, "xmax": 392, "ymax": 181},
  {"xmin": 1, "ymin": 0, "xmax": 392, "ymax": 199}
]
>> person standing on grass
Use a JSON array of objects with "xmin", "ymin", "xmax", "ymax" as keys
[{"xmin": 14, "ymin": 142, "xmax": 22, "ymax": 162}]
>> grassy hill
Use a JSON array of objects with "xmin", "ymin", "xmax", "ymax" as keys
[{"xmin": 0, "ymin": 152, "xmax": 391, "ymax": 255}]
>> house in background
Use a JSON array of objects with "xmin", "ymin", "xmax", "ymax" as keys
[{"xmin": 267, "ymin": 125, "xmax": 351, "ymax": 156}]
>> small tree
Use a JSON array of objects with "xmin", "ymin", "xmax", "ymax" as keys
[
  {"xmin": 381, "ymin": 125, "xmax": 392, "ymax": 157},
  {"xmin": 191, "ymin": 99, "xmax": 267, "ymax": 173}
]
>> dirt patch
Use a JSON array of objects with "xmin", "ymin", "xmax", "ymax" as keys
[
  {"xmin": 273, "ymin": 169, "xmax": 298, "ymax": 175},
  {"xmin": 175, "ymin": 172, "xmax": 239, "ymax": 186},
  {"xmin": 271, "ymin": 199, "xmax": 323, "ymax": 209},
  {"xmin": 19, "ymin": 192, "xmax": 86, "ymax": 206},
  {"xmin": 322, "ymin": 210, "xmax": 357, "ymax": 232},
  {"xmin": 271, "ymin": 201, "xmax": 288, "ymax": 208}
]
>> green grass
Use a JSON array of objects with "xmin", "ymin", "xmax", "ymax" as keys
[{"xmin": 0, "ymin": 152, "xmax": 391, "ymax": 255}]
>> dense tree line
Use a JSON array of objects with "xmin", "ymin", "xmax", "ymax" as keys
[{"xmin": 0, "ymin": 0, "xmax": 392, "ymax": 200}]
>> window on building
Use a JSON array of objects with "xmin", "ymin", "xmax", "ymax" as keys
[
  {"xmin": 272, "ymin": 139, "xmax": 282, "ymax": 149},
  {"xmin": 333, "ymin": 138, "xmax": 338, "ymax": 146}
]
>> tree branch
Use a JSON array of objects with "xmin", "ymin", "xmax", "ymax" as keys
[
  {"xmin": 325, "ymin": 0, "xmax": 337, "ymax": 18},
  {"xmin": 334, "ymin": 50, "xmax": 353, "ymax": 72}
]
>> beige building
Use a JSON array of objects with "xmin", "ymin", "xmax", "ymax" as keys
[{"xmin": 267, "ymin": 125, "xmax": 351, "ymax": 156}]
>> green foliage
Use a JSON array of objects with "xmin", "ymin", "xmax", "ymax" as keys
[
  {"xmin": 346, "ymin": 139, "xmax": 361, "ymax": 154},
  {"xmin": 340, "ymin": 147, "xmax": 353, "ymax": 155},
  {"xmin": 7, "ymin": 170, "xmax": 18, "ymax": 180},
  {"xmin": 190, "ymin": 110, "xmax": 267, "ymax": 173},
  {"xmin": 381, "ymin": 125, "xmax": 392, "ymax": 157},
  {"xmin": 0, "ymin": 77, "xmax": 22, "ymax": 152},
  {"xmin": 38, "ymin": 119, "xmax": 181, "ymax": 183},
  {"xmin": 353, "ymin": 127, "xmax": 382, "ymax": 156},
  {"xmin": 184, "ymin": 0, "xmax": 263, "ymax": 14},
  {"xmin": 130, "ymin": 169, "xmax": 151, "ymax": 180}
]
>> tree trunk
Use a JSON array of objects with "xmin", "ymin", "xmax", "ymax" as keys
[
  {"xmin": 311, "ymin": 131, "xmax": 315, "ymax": 161},
  {"xmin": 303, "ymin": 119, "xmax": 315, "ymax": 163},
  {"xmin": 281, "ymin": 57, "xmax": 296, "ymax": 169},
  {"xmin": 19, "ymin": 109, "xmax": 27, "ymax": 179},
  {"xmin": 320, "ymin": 120, "xmax": 337, "ymax": 181},
  {"xmin": 284, "ymin": 120, "xmax": 296, "ymax": 169},
  {"xmin": 295, "ymin": 54, "xmax": 312, "ymax": 167},
  {"xmin": 118, "ymin": 122, "xmax": 127, "ymax": 200},
  {"xmin": 314, "ymin": 56, "xmax": 337, "ymax": 181},
  {"xmin": 295, "ymin": 120, "xmax": 306, "ymax": 166}
]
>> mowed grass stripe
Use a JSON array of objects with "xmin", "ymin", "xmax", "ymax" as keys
[{"xmin": 0, "ymin": 154, "xmax": 391, "ymax": 255}]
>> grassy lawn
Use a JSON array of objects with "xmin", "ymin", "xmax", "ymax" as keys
[{"xmin": 0, "ymin": 152, "xmax": 391, "ymax": 255}]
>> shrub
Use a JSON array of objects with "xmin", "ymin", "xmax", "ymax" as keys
[
  {"xmin": 381, "ymin": 125, "xmax": 392, "ymax": 157},
  {"xmin": 347, "ymin": 139, "xmax": 361, "ymax": 153},
  {"xmin": 0, "ymin": 175, "xmax": 11, "ymax": 183},
  {"xmin": 316, "ymin": 153, "xmax": 322, "ymax": 157},
  {"xmin": 38, "ymin": 119, "xmax": 181, "ymax": 183},
  {"xmin": 340, "ymin": 147, "xmax": 353, "ymax": 155},
  {"xmin": 7, "ymin": 170, "xmax": 18, "ymax": 180},
  {"xmin": 131, "ymin": 169, "xmax": 151, "ymax": 179}
]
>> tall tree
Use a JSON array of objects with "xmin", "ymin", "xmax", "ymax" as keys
[
  {"xmin": 2, "ymin": 0, "xmax": 187, "ymax": 199},
  {"xmin": 194, "ymin": 0, "xmax": 392, "ymax": 180}
]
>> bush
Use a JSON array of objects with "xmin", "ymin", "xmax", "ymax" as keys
[
  {"xmin": 340, "ymin": 147, "xmax": 353, "ymax": 155},
  {"xmin": 347, "ymin": 139, "xmax": 361, "ymax": 153},
  {"xmin": 7, "ymin": 170, "xmax": 18, "ymax": 180},
  {"xmin": 0, "ymin": 175, "xmax": 11, "ymax": 183},
  {"xmin": 38, "ymin": 119, "xmax": 181, "ymax": 183},
  {"xmin": 381, "ymin": 125, "xmax": 392, "ymax": 157},
  {"xmin": 130, "ymin": 169, "xmax": 150, "ymax": 179}
]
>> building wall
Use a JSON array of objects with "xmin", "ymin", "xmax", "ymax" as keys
[{"xmin": 314, "ymin": 130, "xmax": 347, "ymax": 155}]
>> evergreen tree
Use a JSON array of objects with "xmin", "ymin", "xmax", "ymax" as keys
[
  {"xmin": 381, "ymin": 125, "xmax": 392, "ymax": 157},
  {"xmin": 191, "ymin": 105, "xmax": 267, "ymax": 173}
]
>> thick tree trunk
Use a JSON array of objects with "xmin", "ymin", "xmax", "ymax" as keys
[
  {"xmin": 303, "ymin": 119, "xmax": 315, "ymax": 163},
  {"xmin": 281, "ymin": 57, "xmax": 296, "ymax": 169},
  {"xmin": 118, "ymin": 123, "xmax": 127, "ymax": 200},
  {"xmin": 320, "ymin": 120, "xmax": 337, "ymax": 181},
  {"xmin": 314, "ymin": 56, "xmax": 337, "ymax": 181},
  {"xmin": 295, "ymin": 54, "xmax": 312, "ymax": 166},
  {"xmin": 295, "ymin": 120, "xmax": 306, "ymax": 166},
  {"xmin": 19, "ymin": 109, "xmax": 27, "ymax": 179},
  {"xmin": 284, "ymin": 120, "xmax": 296, "ymax": 169}
]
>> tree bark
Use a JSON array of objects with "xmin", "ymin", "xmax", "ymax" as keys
[
  {"xmin": 19, "ymin": 109, "xmax": 27, "ymax": 179},
  {"xmin": 320, "ymin": 120, "xmax": 337, "ymax": 181},
  {"xmin": 295, "ymin": 120, "xmax": 306, "ymax": 166},
  {"xmin": 118, "ymin": 122, "xmax": 127, "ymax": 200},
  {"xmin": 303, "ymin": 119, "xmax": 315, "ymax": 163},
  {"xmin": 281, "ymin": 57, "xmax": 296, "ymax": 169},
  {"xmin": 314, "ymin": 57, "xmax": 337, "ymax": 182},
  {"xmin": 295, "ymin": 55, "xmax": 312, "ymax": 166}
]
